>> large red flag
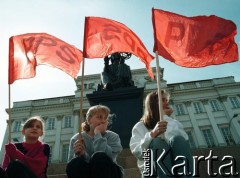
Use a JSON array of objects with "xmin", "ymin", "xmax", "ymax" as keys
[
  {"xmin": 9, "ymin": 33, "xmax": 83, "ymax": 84},
  {"xmin": 83, "ymin": 16, "xmax": 154, "ymax": 78},
  {"xmin": 152, "ymin": 9, "xmax": 238, "ymax": 67}
]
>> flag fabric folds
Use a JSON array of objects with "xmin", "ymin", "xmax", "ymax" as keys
[
  {"xmin": 83, "ymin": 16, "xmax": 154, "ymax": 78},
  {"xmin": 152, "ymin": 8, "xmax": 238, "ymax": 67},
  {"xmin": 9, "ymin": 33, "xmax": 83, "ymax": 84}
]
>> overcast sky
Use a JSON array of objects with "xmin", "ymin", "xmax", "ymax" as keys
[{"xmin": 0, "ymin": 0, "xmax": 240, "ymax": 150}]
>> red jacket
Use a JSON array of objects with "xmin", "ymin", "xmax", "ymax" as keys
[{"xmin": 2, "ymin": 141, "xmax": 50, "ymax": 178}]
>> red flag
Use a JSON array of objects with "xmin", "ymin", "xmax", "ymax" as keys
[
  {"xmin": 152, "ymin": 8, "xmax": 238, "ymax": 67},
  {"xmin": 9, "ymin": 33, "xmax": 83, "ymax": 84},
  {"xmin": 83, "ymin": 16, "xmax": 154, "ymax": 78}
]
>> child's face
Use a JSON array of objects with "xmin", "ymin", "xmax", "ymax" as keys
[
  {"xmin": 87, "ymin": 111, "xmax": 108, "ymax": 130},
  {"xmin": 162, "ymin": 95, "xmax": 169, "ymax": 109},
  {"xmin": 22, "ymin": 121, "xmax": 43, "ymax": 139},
  {"xmin": 156, "ymin": 94, "xmax": 169, "ymax": 109}
]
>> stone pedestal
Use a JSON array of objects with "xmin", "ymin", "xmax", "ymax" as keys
[{"xmin": 87, "ymin": 87, "xmax": 144, "ymax": 148}]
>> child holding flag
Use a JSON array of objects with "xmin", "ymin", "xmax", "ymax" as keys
[
  {"xmin": 130, "ymin": 90, "xmax": 193, "ymax": 178},
  {"xmin": 66, "ymin": 105, "xmax": 123, "ymax": 178}
]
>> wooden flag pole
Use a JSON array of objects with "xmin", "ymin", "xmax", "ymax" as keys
[
  {"xmin": 152, "ymin": 8, "xmax": 164, "ymax": 122},
  {"xmin": 79, "ymin": 57, "xmax": 85, "ymax": 134},
  {"xmin": 8, "ymin": 84, "xmax": 12, "ymax": 143},
  {"xmin": 155, "ymin": 51, "xmax": 165, "ymax": 139},
  {"xmin": 155, "ymin": 51, "xmax": 164, "ymax": 121},
  {"xmin": 79, "ymin": 16, "xmax": 89, "ymax": 135}
]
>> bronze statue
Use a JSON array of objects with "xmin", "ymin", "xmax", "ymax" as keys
[{"xmin": 99, "ymin": 52, "xmax": 134, "ymax": 91}]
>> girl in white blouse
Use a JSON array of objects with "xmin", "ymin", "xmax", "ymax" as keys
[{"xmin": 130, "ymin": 90, "xmax": 193, "ymax": 178}]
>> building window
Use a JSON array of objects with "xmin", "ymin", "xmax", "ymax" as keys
[
  {"xmin": 47, "ymin": 118, "xmax": 55, "ymax": 130},
  {"xmin": 193, "ymin": 102, "xmax": 203, "ymax": 114},
  {"xmin": 13, "ymin": 121, "xmax": 21, "ymax": 132},
  {"xmin": 89, "ymin": 83, "xmax": 95, "ymax": 89},
  {"xmin": 229, "ymin": 97, "xmax": 240, "ymax": 109},
  {"xmin": 175, "ymin": 104, "xmax": 185, "ymax": 115},
  {"xmin": 62, "ymin": 144, "xmax": 69, "ymax": 162},
  {"xmin": 220, "ymin": 127, "xmax": 234, "ymax": 145},
  {"xmin": 202, "ymin": 129, "xmax": 215, "ymax": 147},
  {"xmin": 64, "ymin": 116, "xmax": 72, "ymax": 128},
  {"xmin": 186, "ymin": 130, "xmax": 196, "ymax": 149},
  {"xmin": 210, "ymin": 100, "xmax": 221, "ymax": 112}
]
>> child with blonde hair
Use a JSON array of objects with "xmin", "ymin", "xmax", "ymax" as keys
[{"xmin": 67, "ymin": 105, "xmax": 123, "ymax": 178}]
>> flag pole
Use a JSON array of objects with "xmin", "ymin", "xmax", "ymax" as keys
[
  {"xmin": 155, "ymin": 51, "xmax": 163, "ymax": 121},
  {"xmin": 79, "ymin": 57, "xmax": 85, "ymax": 134},
  {"xmin": 8, "ymin": 36, "xmax": 12, "ymax": 143},
  {"xmin": 8, "ymin": 84, "xmax": 12, "ymax": 143},
  {"xmin": 79, "ymin": 17, "xmax": 88, "ymax": 135},
  {"xmin": 155, "ymin": 51, "xmax": 164, "ymax": 139},
  {"xmin": 152, "ymin": 8, "xmax": 164, "ymax": 124}
]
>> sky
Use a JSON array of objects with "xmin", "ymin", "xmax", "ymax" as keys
[{"xmin": 0, "ymin": 0, "xmax": 240, "ymax": 151}]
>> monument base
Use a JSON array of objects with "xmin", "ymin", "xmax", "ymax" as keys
[{"xmin": 87, "ymin": 87, "xmax": 144, "ymax": 148}]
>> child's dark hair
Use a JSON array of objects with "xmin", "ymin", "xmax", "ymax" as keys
[{"xmin": 141, "ymin": 90, "xmax": 170, "ymax": 129}]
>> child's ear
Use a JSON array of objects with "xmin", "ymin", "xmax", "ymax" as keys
[
  {"xmin": 86, "ymin": 118, "xmax": 90, "ymax": 125},
  {"xmin": 21, "ymin": 129, "xmax": 25, "ymax": 135},
  {"xmin": 40, "ymin": 130, "xmax": 43, "ymax": 136}
]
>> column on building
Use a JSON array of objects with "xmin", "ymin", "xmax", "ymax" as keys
[
  {"xmin": 219, "ymin": 96, "xmax": 240, "ymax": 143},
  {"xmin": 51, "ymin": 115, "xmax": 63, "ymax": 163},
  {"xmin": 201, "ymin": 99, "xmax": 226, "ymax": 146},
  {"xmin": 0, "ymin": 121, "xmax": 9, "ymax": 162},
  {"xmin": 184, "ymin": 101, "xmax": 206, "ymax": 148},
  {"xmin": 73, "ymin": 110, "xmax": 80, "ymax": 134}
]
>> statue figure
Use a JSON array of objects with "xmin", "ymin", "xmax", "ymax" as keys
[{"xmin": 99, "ymin": 52, "xmax": 134, "ymax": 91}]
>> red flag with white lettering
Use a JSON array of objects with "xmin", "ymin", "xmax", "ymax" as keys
[
  {"xmin": 9, "ymin": 33, "xmax": 83, "ymax": 84},
  {"xmin": 83, "ymin": 16, "xmax": 154, "ymax": 78},
  {"xmin": 152, "ymin": 8, "xmax": 238, "ymax": 67}
]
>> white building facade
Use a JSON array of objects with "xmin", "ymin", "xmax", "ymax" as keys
[{"xmin": 1, "ymin": 67, "xmax": 240, "ymax": 163}]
